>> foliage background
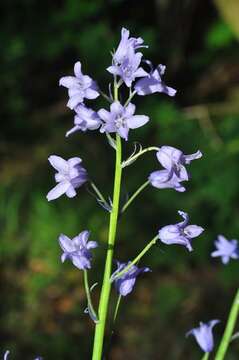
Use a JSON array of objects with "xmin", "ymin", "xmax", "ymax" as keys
[{"xmin": 1, "ymin": 0, "xmax": 239, "ymax": 359}]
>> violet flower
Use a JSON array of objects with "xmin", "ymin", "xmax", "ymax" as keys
[
  {"xmin": 47, "ymin": 155, "xmax": 87, "ymax": 201},
  {"xmin": 158, "ymin": 211, "xmax": 204, "ymax": 251},
  {"xmin": 66, "ymin": 104, "xmax": 102, "ymax": 137},
  {"xmin": 135, "ymin": 64, "xmax": 176, "ymax": 97},
  {"xmin": 186, "ymin": 320, "xmax": 220, "ymax": 353},
  {"xmin": 59, "ymin": 61, "xmax": 99, "ymax": 110},
  {"xmin": 211, "ymin": 235, "xmax": 239, "ymax": 264},
  {"xmin": 108, "ymin": 47, "xmax": 148, "ymax": 87},
  {"xmin": 111, "ymin": 261, "xmax": 150, "ymax": 296},
  {"xmin": 58, "ymin": 231, "xmax": 98, "ymax": 270},
  {"xmin": 149, "ymin": 146, "xmax": 202, "ymax": 192},
  {"xmin": 98, "ymin": 101, "xmax": 149, "ymax": 140},
  {"xmin": 113, "ymin": 27, "xmax": 147, "ymax": 64}
]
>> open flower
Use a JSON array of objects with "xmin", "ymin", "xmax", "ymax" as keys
[
  {"xmin": 113, "ymin": 27, "xmax": 147, "ymax": 64},
  {"xmin": 111, "ymin": 261, "xmax": 150, "ymax": 296},
  {"xmin": 47, "ymin": 155, "xmax": 87, "ymax": 201},
  {"xmin": 59, "ymin": 61, "xmax": 99, "ymax": 110},
  {"xmin": 135, "ymin": 64, "xmax": 176, "ymax": 97},
  {"xmin": 58, "ymin": 231, "xmax": 98, "ymax": 270},
  {"xmin": 66, "ymin": 104, "xmax": 102, "ymax": 137},
  {"xmin": 108, "ymin": 47, "xmax": 148, "ymax": 87},
  {"xmin": 158, "ymin": 211, "xmax": 204, "ymax": 251},
  {"xmin": 211, "ymin": 235, "xmax": 239, "ymax": 264},
  {"xmin": 149, "ymin": 146, "xmax": 202, "ymax": 192},
  {"xmin": 98, "ymin": 101, "xmax": 149, "ymax": 140},
  {"xmin": 186, "ymin": 320, "xmax": 220, "ymax": 353}
]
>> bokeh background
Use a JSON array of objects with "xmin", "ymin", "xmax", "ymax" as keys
[{"xmin": 1, "ymin": 0, "xmax": 239, "ymax": 359}]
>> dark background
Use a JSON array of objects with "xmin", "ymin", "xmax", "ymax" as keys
[{"xmin": 1, "ymin": 0, "xmax": 239, "ymax": 359}]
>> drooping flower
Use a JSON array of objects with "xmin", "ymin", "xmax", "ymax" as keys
[
  {"xmin": 59, "ymin": 61, "xmax": 99, "ymax": 110},
  {"xmin": 149, "ymin": 146, "xmax": 202, "ymax": 192},
  {"xmin": 211, "ymin": 235, "xmax": 239, "ymax": 264},
  {"xmin": 58, "ymin": 231, "xmax": 98, "ymax": 270},
  {"xmin": 66, "ymin": 104, "xmax": 102, "ymax": 137},
  {"xmin": 98, "ymin": 101, "xmax": 149, "ymax": 140},
  {"xmin": 108, "ymin": 47, "xmax": 148, "ymax": 87},
  {"xmin": 111, "ymin": 261, "xmax": 150, "ymax": 296},
  {"xmin": 134, "ymin": 64, "xmax": 176, "ymax": 97},
  {"xmin": 47, "ymin": 155, "xmax": 87, "ymax": 201},
  {"xmin": 186, "ymin": 320, "xmax": 220, "ymax": 353},
  {"xmin": 158, "ymin": 211, "xmax": 204, "ymax": 251},
  {"xmin": 113, "ymin": 27, "xmax": 147, "ymax": 65}
]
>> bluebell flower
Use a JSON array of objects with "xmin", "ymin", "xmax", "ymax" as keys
[
  {"xmin": 3, "ymin": 351, "xmax": 42, "ymax": 360},
  {"xmin": 58, "ymin": 231, "xmax": 98, "ymax": 270},
  {"xmin": 59, "ymin": 61, "xmax": 99, "ymax": 110},
  {"xmin": 135, "ymin": 64, "xmax": 176, "ymax": 97},
  {"xmin": 186, "ymin": 320, "xmax": 220, "ymax": 353},
  {"xmin": 98, "ymin": 101, "xmax": 149, "ymax": 140},
  {"xmin": 47, "ymin": 155, "xmax": 87, "ymax": 201},
  {"xmin": 108, "ymin": 47, "xmax": 148, "ymax": 87},
  {"xmin": 66, "ymin": 104, "xmax": 102, "ymax": 137},
  {"xmin": 113, "ymin": 27, "xmax": 147, "ymax": 65},
  {"xmin": 111, "ymin": 261, "xmax": 150, "ymax": 296},
  {"xmin": 211, "ymin": 235, "xmax": 239, "ymax": 264},
  {"xmin": 158, "ymin": 211, "xmax": 204, "ymax": 251},
  {"xmin": 149, "ymin": 146, "xmax": 202, "ymax": 192}
]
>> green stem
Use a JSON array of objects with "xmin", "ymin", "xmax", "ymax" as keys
[
  {"xmin": 83, "ymin": 270, "xmax": 98, "ymax": 323},
  {"xmin": 121, "ymin": 180, "xmax": 150, "ymax": 214},
  {"xmin": 90, "ymin": 181, "xmax": 108, "ymax": 208},
  {"xmin": 111, "ymin": 235, "xmax": 158, "ymax": 282},
  {"xmin": 124, "ymin": 90, "xmax": 136, "ymax": 107},
  {"xmin": 113, "ymin": 295, "xmax": 122, "ymax": 323},
  {"xmin": 92, "ymin": 127, "xmax": 122, "ymax": 358},
  {"xmin": 215, "ymin": 288, "xmax": 239, "ymax": 360},
  {"xmin": 201, "ymin": 353, "xmax": 209, "ymax": 360},
  {"xmin": 121, "ymin": 146, "xmax": 159, "ymax": 168}
]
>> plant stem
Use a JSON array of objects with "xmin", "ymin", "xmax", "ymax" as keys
[
  {"xmin": 111, "ymin": 235, "xmax": 158, "ymax": 281},
  {"xmin": 201, "ymin": 353, "xmax": 209, "ymax": 360},
  {"xmin": 121, "ymin": 146, "xmax": 159, "ymax": 168},
  {"xmin": 121, "ymin": 180, "xmax": 150, "ymax": 214},
  {"xmin": 215, "ymin": 288, "xmax": 239, "ymax": 360},
  {"xmin": 90, "ymin": 181, "xmax": 108, "ymax": 207},
  {"xmin": 83, "ymin": 270, "xmax": 98, "ymax": 323},
  {"xmin": 92, "ymin": 82, "xmax": 122, "ymax": 360}
]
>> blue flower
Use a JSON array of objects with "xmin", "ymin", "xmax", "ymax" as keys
[
  {"xmin": 47, "ymin": 155, "xmax": 87, "ymax": 201},
  {"xmin": 211, "ymin": 235, "xmax": 239, "ymax": 264},
  {"xmin": 58, "ymin": 231, "xmax": 98, "ymax": 270},
  {"xmin": 186, "ymin": 320, "xmax": 220, "ymax": 353},
  {"xmin": 66, "ymin": 104, "xmax": 102, "ymax": 137},
  {"xmin": 149, "ymin": 146, "xmax": 202, "ymax": 192},
  {"xmin": 158, "ymin": 211, "xmax": 204, "ymax": 251},
  {"xmin": 111, "ymin": 261, "xmax": 150, "ymax": 296},
  {"xmin": 135, "ymin": 64, "xmax": 176, "ymax": 97},
  {"xmin": 98, "ymin": 101, "xmax": 149, "ymax": 140},
  {"xmin": 59, "ymin": 61, "xmax": 99, "ymax": 110}
]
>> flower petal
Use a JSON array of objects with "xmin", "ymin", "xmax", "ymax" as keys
[
  {"xmin": 46, "ymin": 181, "xmax": 70, "ymax": 201},
  {"xmin": 127, "ymin": 115, "xmax": 149, "ymax": 129},
  {"xmin": 48, "ymin": 155, "xmax": 68, "ymax": 173}
]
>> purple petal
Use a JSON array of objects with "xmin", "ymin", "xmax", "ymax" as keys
[
  {"xmin": 66, "ymin": 185, "xmax": 77, "ymax": 198},
  {"xmin": 74, "ymin": 61, "xmax": 82, "ymax": 78},
  {"xmin": 59, "ymin": 76, "xmax": 78, "ymax": 88},
  {"xmin": 59, "ymin": 234, "xmax": 75, "ymax": 253},
  {"xmin": 48, "ymin": 155, "xmax": 68, "ymax": 173},
  {"xmin": 47, "ymin": 181, "xmax": 70, "ymax": 201},
  {"xmin": 67, "ymin": 94, "xmax": 84, "ymax": 109},
  {"xmin": 127, "ymin": 115, "xmax": 149, "ymax": 129},
  {"xmin": 184, "ymin": 225, "xmax": 204, "ymax": 238},
  {"xmin": 84, "ymin": 87, "xmax": 99, "ymax": 100}
]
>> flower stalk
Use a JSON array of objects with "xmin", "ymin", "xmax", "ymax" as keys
[
  {"xmin": 121, "ymin": 180, "xmax": 150, "ymax": 213},
  {"xmin": 215, "ymin": 288, "xmax": 239, "ymax": 360},
  {"xmin": 92, "ymin": 84, "xmax": 122, "ymax": 359}
]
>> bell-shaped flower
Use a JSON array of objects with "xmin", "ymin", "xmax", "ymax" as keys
[
  {"xmin": 158, "ymin": 211, "xmax": 204, "ymax": 251},
  {"xmin": 47, "ymin": 155, "xmax": 87, "ymax": 201},
  {"xmin": 113, "ymin": 27, "xmax": 147, "ymax": 65},
  {"xmin": 111, "ymin": 261, "xmax": 150, "ymax": 296},
  {"xmin": 66, "ymin": 104, "xmax": 102, "ymax": 137},
  {"xmin": 186, "ymin": 320, "xmax": 220, "ymax": 353},
  {"xmin": 58, "ymin": 231, "xmax": 98, "ymax": 270},
  {"xmin": 59, "ymin": 61, "xmax": 99, "ymax": 110},
  {"xmin": 134, "ymin": 64, "xmax": 176, "ymax": 97},
  {"xmin": 98, "ymin": 101, "xmax": 149, "ymax": 141},
  {"xmin": 107, "ymin": 47, "xmax": 148, "ymax": 87},
  {"xmin": 211, "ymin": 235, "xmax": 239, "ymax": 264},
  {"xmin": 149, "ymin": 146, "xmax": 202, "ymax": 192}
]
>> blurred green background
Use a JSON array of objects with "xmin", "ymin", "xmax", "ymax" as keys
[{"xmin": 1, "ymin": 0, "xmax": 239, "ymax": 359}]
